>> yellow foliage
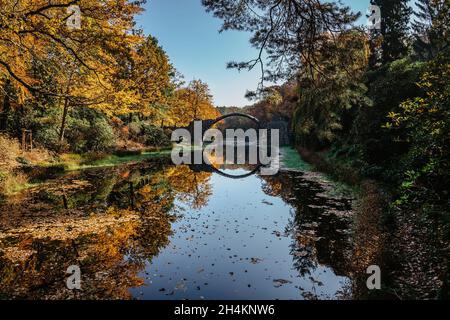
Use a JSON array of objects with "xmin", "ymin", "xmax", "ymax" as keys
[
  {"xmin": 165, "ymin": 80, "xmax": 221, "ymax": 127},
  {"xmin": 0, "ymin": 0, "xmax": 144, "ymax": 113}
]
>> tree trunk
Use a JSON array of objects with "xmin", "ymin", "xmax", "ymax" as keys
[
  {"xmin": 59, "ymin": 97, "xmax": 70, "ymax": 142},
  {"xmin": 0, "ymin": 80, "xmax": 11, "ymax": 131}
]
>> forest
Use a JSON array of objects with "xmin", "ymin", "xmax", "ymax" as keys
[
  {"xmin": 0, "ymin": 0, "xmax": 448, "ymax": 300},
  {"xmin": 0, "ymin": 0, "xmax": 220, "ymax": 195}
]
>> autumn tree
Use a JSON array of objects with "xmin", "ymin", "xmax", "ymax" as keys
[
  {"xmin": 247, "ymin": 84, "xmax": 297, "ymax": 124},
  {"xmin": 0, "ymin": 0, "xmax": 143, "ymax": 97},
  {"xmin": 120, "ymin": 35, "xmax": 175, "ymax": 122},
  {"xmin": 188, "ymin": 80, "xmax": 216, "ymax": 120},
  {"xmin": 167, "ymin": 80, "xmax": 220, "ymax": 127},
  {"xmin": 0, "ymin": 0, "xmax": 148, "ymax": 146}
]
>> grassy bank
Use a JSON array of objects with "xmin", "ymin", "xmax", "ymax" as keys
[
  {"xmin": 279, "ymin": 146, "xmax": 312, "ymax": 171},
  {"xmin": 295, "ymin": 146, "xmax": 361, "ymax": 187},
  {"xmin": 58, "ymin": 149, "xmax": 172, "ymax": 171},
  {"xmin": 0, "ymin": 133, "xmax": 172, "ymax": 197},
  {"xmin": 280, "ymin": 146, "xmax": 357, "ymax": 199},
  {"xmin": 0, "ymin": 134, "xmax": 54, "ymax": 196}
]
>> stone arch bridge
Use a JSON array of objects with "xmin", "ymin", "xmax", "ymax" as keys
[{"xmin": 165, "ymin": 112, "xmax": 290, "ymax": 146}]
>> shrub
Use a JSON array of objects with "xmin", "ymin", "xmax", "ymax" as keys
[
  {"xmin": 0, "ymin": 134, "xmax": 27, "ymax": 195},
  {"xmin": 85, "ymin": 117, "xmax": 117, "ymax": 152},
  {"xmin": 65, "ymin": 108, "xmax": 117, "ymax": 153},
  {"xmin": 0, "ymin": 134, "xmax": 55, "ymax": 195},
  {"xmin": 128, "ymin": 121, "xmax": 143, "ymax": 137},
  {"xmin": 82, "ymin": 151, "xmax": 109, "ymax": 164},
  {"xmin": 34, "ymin": 127, "xmax": 65, "ymax": 151},
  {"xmin": 141, "ymin": 124, "xmax": 171, "ymax": 147}
]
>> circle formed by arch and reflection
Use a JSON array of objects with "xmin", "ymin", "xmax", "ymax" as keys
[{"xmin": 204, "ymin": 113, "xmax": 263, "ymax": 179}]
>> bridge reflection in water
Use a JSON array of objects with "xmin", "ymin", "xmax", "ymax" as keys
[{"xmin": 186, "ymin": 144, "xmax": 278, "ymax": 179}]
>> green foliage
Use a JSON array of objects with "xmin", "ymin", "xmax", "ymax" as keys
[
  {"xmin": 349, "ymin": 58, "xmax": 425, "ymax": 177},
  {"xmin": 86, "ymin": 118, "xmax": 117, "ymax": 152},
  {"xmin": 141, "ymin": 124, "xmax": 171, "ymax": 148},
  {"xmin": 35, "ymin": 127, "xmax": 63, "ymax": 151},
  {"xmin": 128, "ymin": 121, "xmax": 143, "ymax": 137},
  {"xmin": 66, "ymin": 110, "xmax": 117, "ymax": 153},
  {"xmin": 22, "ymin": 106, "xmax": 117, "ymax": 153},
  {"xmin": 293, "ymin": 32, "xmax": 371, "ymax": 150},
  {"xmin": 293, "ymin": 79, "xmax": 370, "ymax": 149},
  {"xmin": 125, "ymin": 121, "xmax": 171, "ymax": 148},
  {"xmin": 388, "ymin": 51, "xmax": 449, "ymax": 210}
]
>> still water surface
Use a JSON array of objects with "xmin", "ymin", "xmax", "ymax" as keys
[{"xmin": 0, "ymin": 157, "xmax": 355, "ymax": 299}]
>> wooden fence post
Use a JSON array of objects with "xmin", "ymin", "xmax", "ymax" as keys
[
  {"xmin": 21, "ymin": 129, "xmax": 33, "ymax": 151},
  {"xmin": 22, "ymin": 129, "xmax": 26, "ymax": 151}
]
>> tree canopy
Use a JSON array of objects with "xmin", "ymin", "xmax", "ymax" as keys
[{"xmin": 202, "ymin": 0, "xmax": 361, "ymax": 91}]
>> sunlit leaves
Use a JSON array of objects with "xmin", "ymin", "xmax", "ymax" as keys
[{"xmin": 165, "ymin": 80, "xmax": 221, "ymax": 127}]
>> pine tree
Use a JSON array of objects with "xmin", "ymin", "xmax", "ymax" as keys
[
  {"xmin": 371, "ymin": 0, "xmax": 412, "ymax": 63},
  {"xmin": 412, "ymin": 0, "xmax": 449, "ymax": 59},
  {"xmin": 202, "ymin": 0, "xmax": 360, "ymax": 90},
  {"xmin": 413, "ymin": 0, "xmax": 435, "ymax": 34}
]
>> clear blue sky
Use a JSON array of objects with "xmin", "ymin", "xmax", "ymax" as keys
[{"xmin": 135, "ymin": 1, "xmax": 372, "ymax": 107}]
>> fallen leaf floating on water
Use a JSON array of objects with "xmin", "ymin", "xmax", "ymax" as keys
[
  {"xmin": 294, "ymin": 250, "xmax": 309, "ymax": 258},
  {"xmin": 175, "ymin": 281, "xmax": 187, "ymax": 292},
  {"xmin": 273, "ymin": 279, "xmax": 293, "ymax": 288},
  {"xmin": 250, "ymin": 257, "xmax": 263, "ymax": 264}
]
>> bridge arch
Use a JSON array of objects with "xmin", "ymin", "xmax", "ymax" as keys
[
  {"xmin": 204, "ymin": 113, "xmax": 261, "ymax": 131},
  {"xmin": 209, "ymin": 164, "xmax": 262, "ymax": 179}
]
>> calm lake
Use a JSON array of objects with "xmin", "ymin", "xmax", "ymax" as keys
[{"xmin": 0, "ymin": 155, "xmax": 358, "ymax": 300}]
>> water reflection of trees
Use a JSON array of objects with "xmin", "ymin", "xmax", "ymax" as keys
[
  {"xmin": 0, "ymin": 161, "xmax": 214, "ymax": 299},
  {"xmin": 260, "ymin": 172, "xmax": 354, "ymax": 290},
  {"xmin": 105, "ymin": 164, "xmax": 213, "ymax": 211}
]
